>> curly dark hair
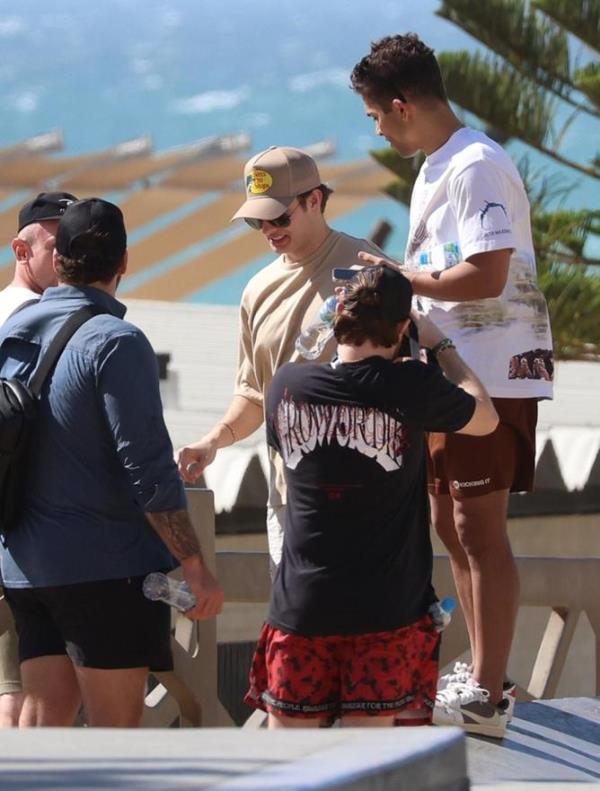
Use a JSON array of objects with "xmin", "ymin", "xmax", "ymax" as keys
[
  {"xmin": 54, "ymin": 229, "xmax": 124, "ymax": 285},
  {"xmin": 350, "ymin": 33, "xmax": 446, "ymax": 106},
  {"xmin": 333, "ymin": 266, "xmax": 411, "ymax": 347},
  {"xmin": 296, "ymin": 183, "xmax": 334, "ymax": 214}
]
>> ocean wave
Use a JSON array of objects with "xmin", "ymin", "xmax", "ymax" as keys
[
  {"xmin": 12, "ymin": 91, "xmax": 38, "ymax": 114},
  {"xmin": 0, "ymin": 16, "xmax": 24, "ymax": 37},
  {"xmin": 171, "ymin": 87, "xmax": 250, "ymax": 115},
  {"xmin": 245, "ymin": 112, "xmax": 270, "ymax": 129},
  {"xmin": 288, "ymin": 68, "xmax": 348, "ymax": 93}
]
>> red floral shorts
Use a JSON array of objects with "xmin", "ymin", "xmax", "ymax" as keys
[{"xmin": 245, "ymin": 615, "xmax": 440, "ymax": 720}]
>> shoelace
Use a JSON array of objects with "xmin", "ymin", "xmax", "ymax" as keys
[
  {"xmin": 436, "ymin": 680, "xmax": 490, "ymax": 711},
  {"xmin": 439, "ymin": 661, "xmax": 472, "ymax": 685}
]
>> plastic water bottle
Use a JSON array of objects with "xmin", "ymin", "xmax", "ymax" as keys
[
  {"xmin": 429, "ymin": 596, "xmax": 456, "ymax": 632},
  {"xmin": 295, "ymin": 295, "xmax": 338, "ymax": 360},
  {"xmin": 143, "ymin": 572, "xmax": 196, "ymax": 612}
]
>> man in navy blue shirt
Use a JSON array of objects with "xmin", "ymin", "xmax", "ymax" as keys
[{"xmin": 0, "ymin": 198, "xmax": 223, "ymax": 728}]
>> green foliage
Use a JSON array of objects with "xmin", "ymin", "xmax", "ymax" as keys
[
  {"xmin": 370, "ymin": 149, "xmax": 422, "ymax": 207},
  {"xmin": 437, "ymin": 0, "xmax": 573, "ymax": 96},
  {"xmin": 438, "ymin": 51, "xmax": 555, "ymax": 146},
  {"xmin": 537, "ymin": 260, "xmax": 600, "ymax": 358},
  {"xmin": 533, "ymin": 209, "xmax": 600, "ymax": 259},
  {"xmin": 574, "ymin": 62, "xmax": 600, "ymax": 109},
  {"xmin": 532, "ymin": 0, "xmax": 600, "ymax": 54}
]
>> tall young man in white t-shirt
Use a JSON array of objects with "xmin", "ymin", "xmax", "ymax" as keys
[
  {"xmin": 351, "ymin": 34, "xmax": 553, "ymax": 738},
  {"xmin": 176, "ymin": 147, "xmax": 382, "ymax": 567},
  {"xmin": 0, "ymin": 191, "xmax": 77, "ymax": 727}
]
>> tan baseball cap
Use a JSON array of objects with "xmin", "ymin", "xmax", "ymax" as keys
[{"xmin": 231, "ymin": 146, "xmax": 322, "ymax": 222}]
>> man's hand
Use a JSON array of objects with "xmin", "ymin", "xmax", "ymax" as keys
[
  {"xmin": 181, "ymin": 556, "xmax": 224, "ymax": 621},
  {"xmin": 410, "ymin": 309, "xmax": 446, "ymax": 350},
  {"xmin": 176, "ymin": 437, "xmax": 217, "ymax": 483},
  {"xmin": 358, "ymin": 251, "xmax": 414, "ymax": 280},
  {"xmin": 145, "ymin": 509, "xmax": 225, "ymax": 620}
]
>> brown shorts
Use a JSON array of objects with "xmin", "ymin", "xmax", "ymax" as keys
[
  {"xmin": 245, "ymin": 616, "xmax": 440, "ymax": 720},
  {"xmin": 427, "ymin": 397, "xmax": 538, "ymax": 499}
]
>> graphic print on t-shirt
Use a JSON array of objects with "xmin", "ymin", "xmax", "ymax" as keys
[{"xmin": 275, "ymin": 391, "xmax": 409, "ymax": 472}]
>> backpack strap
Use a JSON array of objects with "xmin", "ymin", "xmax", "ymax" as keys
[{"xmin": 28, "ymin": 305, "xmax": 106, "ymax": 397}]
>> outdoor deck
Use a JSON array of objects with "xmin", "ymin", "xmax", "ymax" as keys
[{"xmin": 468, "ymin": 696, "xmax": 600, "ymax": 788}]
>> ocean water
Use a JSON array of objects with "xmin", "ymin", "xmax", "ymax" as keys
[{"xmin": 0, "ymin": 0, "xmax": 597, "ymax": 304}]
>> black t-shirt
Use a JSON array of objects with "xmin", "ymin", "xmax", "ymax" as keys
[{"xmin": 265, "ymin": 356, "xmax": 475, "ymax": 636}]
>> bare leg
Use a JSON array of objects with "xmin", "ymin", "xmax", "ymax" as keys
[
  {"xmin": 19, "ymin": 656, "xmax": 81, "ymax": 727},
  {"xmin": 340, "ymin": 715, "xmax": 395, "ymax": 727},
  {"xmin": 268, "ymin": 712, "xmax": 324, "ymax": 729},
  {"xmin": 74, "ymin": 666, "xmax": 148, "ymax": 727},
  {"xmin": 395, "ymin": 708, "xmax": 431, "ymax": 725},
  {"xmin": 0, "ymin": 691, "xmax": 24, "ymax": 728},
  {"xmin": 0, "ymin": 621, "xmax": 24, "ymax": 727},
  {"xmin": 430, "ymin": 493, "xmax": 477, "ymax": 664},
  {"xmin": 453, "ymin": 489, "xmax": 518, "ymax": 703}
]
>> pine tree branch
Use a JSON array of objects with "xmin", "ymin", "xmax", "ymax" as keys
[
  {"xmin": 437, "ymin": 0, "xmax": 600, "ymax": 117},
  {"xmin": 532, "ymin": 0, "xmax": 600, "ymax": 55},
  {"xmin": 439, "ymin": 51, "xmax": 600, "ymax": 179}
]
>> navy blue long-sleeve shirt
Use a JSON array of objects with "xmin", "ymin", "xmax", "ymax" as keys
[{"xmin": 0, "ymin": 285, "xmax": 183, "ymax": 587}]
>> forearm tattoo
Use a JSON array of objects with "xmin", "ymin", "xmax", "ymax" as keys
[{"xmin": 146, "ymin": 509, "xmax": 201, "ymax": 561}]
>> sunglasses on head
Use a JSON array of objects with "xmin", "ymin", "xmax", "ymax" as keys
[{"xmin": 244, "ymin": 201, "xmax": 300, "ymax": 231}]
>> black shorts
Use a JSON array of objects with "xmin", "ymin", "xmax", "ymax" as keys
[{"xmin": 4, "ymin": 575, "xmax": 173, "ymax": 671}]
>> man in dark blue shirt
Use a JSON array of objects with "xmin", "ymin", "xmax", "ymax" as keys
[{"xmin": 0, "ymin": 198, "xmax": 223, "ymax": 727}]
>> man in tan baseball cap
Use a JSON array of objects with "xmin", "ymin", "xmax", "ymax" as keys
[
  {"xmin": 231, "ymin": 146, "xmax": 322, "ymax": 222},
  {"xmin": 177, "ymin": 145, "xmax": 384, "ymax": 567}
]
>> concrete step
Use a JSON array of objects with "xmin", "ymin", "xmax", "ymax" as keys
[{"xmin": 0, "ymin": 726, "xmax": 467, "ymax": 791}]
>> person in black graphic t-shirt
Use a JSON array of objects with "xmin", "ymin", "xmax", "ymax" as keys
[{"xmin": 245, "ymin": 266, "xmax": 498, "ymax": 729}]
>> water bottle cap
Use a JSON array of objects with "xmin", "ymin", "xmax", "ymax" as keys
[{"xmin": 439, "ymin": 596, "xmax": 456, "ymax": 613}]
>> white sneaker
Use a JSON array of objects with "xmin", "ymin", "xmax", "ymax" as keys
[
  {"xmin": 433, "ymin": 681, "xmax": 508, "ymax": 738},
  {"xmin": 502, "ymin": 678, "xmax": 516, "ymax": 721},
  {"xmin": 437, "ymin": 661, "xmax": 473, "ymax": 691}
]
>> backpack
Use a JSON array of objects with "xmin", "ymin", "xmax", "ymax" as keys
[{"xmin": 0, "ymin": 305, "xmax": 105, "ymax": 539}]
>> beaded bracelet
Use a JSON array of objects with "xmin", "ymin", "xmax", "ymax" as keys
[{"xmin": 431, "ymin": 337, "xmax": 456, "ymax": 357}]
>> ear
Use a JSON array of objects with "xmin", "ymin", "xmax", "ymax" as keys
[
  {"xmin": 119, "ymin": 250, "xmax": 128, "ymax": 276},
  {"xmin": 11, "ymin": 237, "xmax": 28, "ymax": 263},
  {"xmin": 391, "ymin": 97, "xmax": 413, "ymax": 122},
  {"xmin": 52, "ymin": 249, "xmax": 60, "ymax": 276}
]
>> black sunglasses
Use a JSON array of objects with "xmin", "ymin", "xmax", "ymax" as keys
[{"xmin": 244, "ymin": 201, "xmax": 300, "ymax": 231}]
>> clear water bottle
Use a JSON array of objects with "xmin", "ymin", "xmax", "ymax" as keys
[
  {"xmin": 143, "ymin": 572, "xmax": 196, "ymax": 612},
  {"xmin": 429, "ymin": 596, "xmax": 456, "ymax": 632},
  {"xmin": 295, "ymin": 295, "xmax": 338, "ymax": 360}
]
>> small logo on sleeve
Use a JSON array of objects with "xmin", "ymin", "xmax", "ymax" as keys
[{"xmin": 479, "ymin": 200, "xmax": 508, "ymax": 228}]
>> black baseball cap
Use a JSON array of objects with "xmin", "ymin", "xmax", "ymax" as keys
[
  {"xmin": 346, "ymin": 265, "xmax": 413, "ymax": 322},
  {"xmin": 56, "ymin": 198, "xmax": 127, "ymax": 260},
  {"xmin": 18, "ymin": 191, "xmax": 78, "ymax": 232}
]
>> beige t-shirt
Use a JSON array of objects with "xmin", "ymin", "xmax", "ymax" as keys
[{"xmin": 235, "ymin": 229, "xmax": 382, "ymax": 506}]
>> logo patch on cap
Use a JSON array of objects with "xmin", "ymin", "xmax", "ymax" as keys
[{"xmin": 247, "ymin": 169, "xmax": 273, "ymax": 195}]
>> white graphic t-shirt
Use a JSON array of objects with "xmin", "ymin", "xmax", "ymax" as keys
[
  {"xmin": 405, "ymin": 127, "xmax": 553, "ymax": 399},
  {"xmin": 0, "ymin": 285, "xmax": 40, "ymax": 326}
]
